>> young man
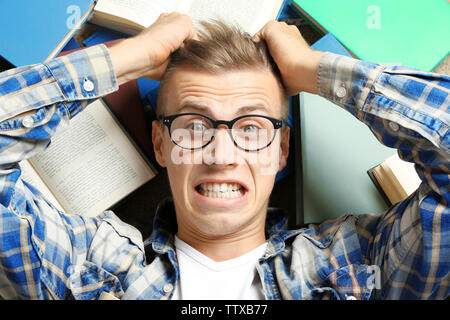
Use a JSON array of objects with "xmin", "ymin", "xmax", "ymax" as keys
[{"xmin": 0, "ymin": 13, "xmax": 448, "ymax": 300}]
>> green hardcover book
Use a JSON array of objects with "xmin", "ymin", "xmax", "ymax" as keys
[
  {"xmin": 291, "ymin": 0, "xmax": 450, "ymax": 71},
  {"xmin": 300, "ymin": 92, "xmax": 395, "ymax": 224}
]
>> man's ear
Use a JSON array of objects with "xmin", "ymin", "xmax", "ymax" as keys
[
  {"xmin": 278, "ymin": 126, "xmax": 290, "ymax": 171},
  {"xmin": 152, "ymin": 120, "xmax": 167, "ymax": 167}
]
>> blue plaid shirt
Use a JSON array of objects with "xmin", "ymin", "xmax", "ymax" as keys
[{"xmin": 0, "ymin": 45, "xmax": 448, "ymax": 300}]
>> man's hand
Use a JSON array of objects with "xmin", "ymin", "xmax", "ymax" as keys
[
  {"xmin": 109, "ymin": 12, "xmax": 198, "ymax": 85},
  {"xmin": 252, "ymin": 21, "xmax": 323, "ymax": 95}
]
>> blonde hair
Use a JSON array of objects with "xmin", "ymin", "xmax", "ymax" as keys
[{"xmin": 156, "ymin": 19, "xmax": 289, "ymax": 120}]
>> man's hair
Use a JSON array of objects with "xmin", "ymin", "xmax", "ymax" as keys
[{"xmin": 156, "ymin": 19, "xmax": 289, "ymax": 120}]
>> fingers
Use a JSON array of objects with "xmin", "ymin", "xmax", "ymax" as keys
[
  {"xmin": 253, "ymin": 20, "xmax": 283, "ymax": 42},
  {"xmin": 132, "ymin": 12, "xmax": 199, "ymax": 80},
  {"xmin": 250, "ymin": 20, "xmax": 321, "ymax": 95},
  {"xmin": 253, "ymin": 20, "xmax": 302, "ymax": 43},
  {"xmin": 190, "ymin": 29, "xmax": 200, "ymax": 41},
  {"xmin": 252, "ymin": 32, "xmax": 261, "ymax": 42},
  {"xmin": 155, "ymin": 11, "xmax": 198, "ymax": 41}
]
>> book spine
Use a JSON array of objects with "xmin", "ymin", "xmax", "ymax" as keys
[
  {"xmin": 289, "ymin": 1, "xmax": 327, "ymax": 35},
  {"xmin": 293, "ymin": 94, "xmax": 304, "ymax": 227},
  {"xmin": 366, "ymin": 168, "xmax": 392, "ymax": 207}
]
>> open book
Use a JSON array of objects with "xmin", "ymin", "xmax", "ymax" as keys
[
  {"xmin": 20, "ymin": 99, "xmax": 157, "ymax": 217},
  {"xmin": 90, "ymin": 0, "xmax": 286, "ymax": 36},
  {"xmin": 367, "ymin": 153, "xmax": 421, "ymax": 206}
]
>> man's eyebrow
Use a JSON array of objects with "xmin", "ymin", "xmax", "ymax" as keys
[
  {"xmin": 175, "ymin": 102, "xmax": 271, "ymax": 116},
  {"xmin": 235, "ymin": 105, "xmax": 271, "ymax": 115},
  {"xmin": 176, "ymin": 102, "xmax": 210, "ymax": 114}
]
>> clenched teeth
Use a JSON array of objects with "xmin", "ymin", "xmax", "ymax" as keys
[{"xmin": 197, "ymin": 183, "xmax": 244, "ymax": 199}]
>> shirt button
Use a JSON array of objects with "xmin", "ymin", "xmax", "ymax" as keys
[
  {"xmin": 83, "ymin": 78, "xmax": 95, "ymax": 92},
  {"xmin": 336, "ymin": 85, "xmax": 347, "ymax": 98},
  {"xmin": 346, "ymin": 295, "xmax": 357, "ymax": 300},
  {"xmin": 389, "ymin": 121, "xmax": 400, "ymax": 132},
  {"xmin": 163, "ymin": 283, "xmax": 173, "ymax": 293},
  {"xmin": 22, "ymin": 116, "xmax": 34, "ymax": 128}
]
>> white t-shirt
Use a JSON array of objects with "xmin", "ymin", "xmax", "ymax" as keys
[{"xmin": 171, "ymin": 236, "xmax": 267, "ymax": 300}]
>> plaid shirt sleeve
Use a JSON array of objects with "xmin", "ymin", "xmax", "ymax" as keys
[
  {"xmin": 0, "ymin": 45, "xmax": 147, "ymax": 300},
  {"xmin": 317, "ymin": 52, "xmax": 449, "ymax": 299}
]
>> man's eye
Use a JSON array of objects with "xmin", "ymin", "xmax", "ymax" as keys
[
  {"xmin": 187, "ymin": 122, "xmax": 207, "ymax": 131},
  {"xmin": 241, "ymin": 125, "xmax": 259, "ymax": 133}
]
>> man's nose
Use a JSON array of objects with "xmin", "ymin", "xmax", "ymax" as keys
[{"xmin": 203, "ymin": 127, "xmax": 238, "ymax": 166}]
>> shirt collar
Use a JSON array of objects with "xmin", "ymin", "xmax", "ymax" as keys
[
  {"xmin": 144, "ymin": 198, "xmax": 301, "ymax": 258},
  {"xmin": 144, "ymin": 198, "xmax": 178, "ymax": 255}
]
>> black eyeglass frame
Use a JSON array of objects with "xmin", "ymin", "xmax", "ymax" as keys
[{"xmin": 158, "ymin": 112, "xmax": 284, "ymax": 151}]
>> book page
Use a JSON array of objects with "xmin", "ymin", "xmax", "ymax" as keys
[
  {"xmin": 95, "ymin": 0, "xmax": 191, "ymax": 28},
  {"xmin": 19, "ymin": 160, "xmax": 65, "ymax": 212},
  {"xmin": 384, "ymin": 154, "xmax": 421, "ymax": 195},
  {"xmin": 29, "ymin": 99, "xmax": 156, "ymax": 217},
  {"xmin": 188, "ymin": 0, "xmax": 284, "ymax": 36}
]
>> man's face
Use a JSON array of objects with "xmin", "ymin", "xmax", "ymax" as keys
[{"xmin": 152, "ymin": 67, "xmax": 289, "ymax": 240}]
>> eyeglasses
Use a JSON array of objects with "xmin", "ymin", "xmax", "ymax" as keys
[{"xmin": 159, "ymin": 113, "xmax": 283, "ymax": 151}]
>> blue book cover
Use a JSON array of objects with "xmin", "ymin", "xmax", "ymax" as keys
[
  {"xmin": 62, "ymin": 37, "xmax": 81, "ymax": 51},
  {"xmin": 0, "ymin": 0, "xmax": 94, "ymax": 66},
  {"xmin": 277, "ymin": 0, "xmax": 296, "ymax": 20},
  {"xmin": 83, "ymin": 25, "xmax": 128, "ymax": 45},
  {"xmin": 311, "ymin": 33, "xmax": 353, "ymax": 57}
]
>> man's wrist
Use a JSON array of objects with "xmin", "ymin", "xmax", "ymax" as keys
[
  {"xmin": 109, "ymin": 38, "xmax": 149, "ymax": 86},
  {"xmin": 294, "ymin": 49, "xmax": 323, "ymax": 95},
  {"xmin": 316, "ymin": 52, "xmax": 363, "ymax": 102}
]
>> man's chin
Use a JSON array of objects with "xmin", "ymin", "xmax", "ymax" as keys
[{"xmin": 194, "ymin": 216, "xmax": 252, "ymax": 239}]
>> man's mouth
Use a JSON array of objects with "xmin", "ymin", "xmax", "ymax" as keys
[{"xmin": 195, "ymin": 182, "xmax": 246, "ymax": 199}]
